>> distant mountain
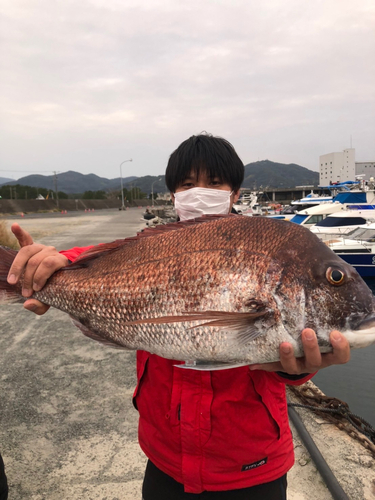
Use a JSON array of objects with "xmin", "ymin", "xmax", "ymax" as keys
[
  {"xmin": 243, "ymin": 160, "xmax": 319, "ymax": 189},
  {"xmin": 1, "ymin": 161, "xmax": 319, "ymax": 194},
  {"xmin": 2, "ymin": 171, "xmax": 139, "ymax": 194},
  {"xmin": 122, "ymin": 175, "xmax": 167, "ymax": 196},
  {"xmin": 0, "ymin": 176, "xmax": 14, "ymax": 185}
]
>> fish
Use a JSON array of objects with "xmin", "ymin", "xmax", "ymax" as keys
[{"xmin": 1, "ymin": 214, "xmax": 375, "ymax": 369}]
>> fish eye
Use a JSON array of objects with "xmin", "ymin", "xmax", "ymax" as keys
[{"xmin": 326, "ymin": 267, "xmax": 345, "ymax": 286}]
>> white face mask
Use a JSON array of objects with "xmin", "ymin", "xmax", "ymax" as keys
[{"xmin": 174, "ymin": 187, "xmax": 232, "ymax": 221}]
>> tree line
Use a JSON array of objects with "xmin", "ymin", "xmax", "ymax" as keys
[
  {"xmin": 0, "ymin": 184, "xmax": 149, "ymax": 201},
  {"xmin": 0, "ymin": 184, "xmax": 68, "ymax": 200}
]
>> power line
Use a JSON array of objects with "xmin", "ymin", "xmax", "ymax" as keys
[{"xmin": 0, "ymin": 169, "xmax": 56, "ymax": 174}]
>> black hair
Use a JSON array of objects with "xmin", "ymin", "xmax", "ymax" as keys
[{"xmin": 165, "ymin": 133, "xmax": 245, "ymax": 192}]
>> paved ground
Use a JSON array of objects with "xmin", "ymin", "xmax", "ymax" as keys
[
  {"xmin": 0, "ymin": 209, "xmax": 148, "ymax": 499},
  {"xmin": 0, "ymin": 209, "xmax": 374, "ymax": 499}
]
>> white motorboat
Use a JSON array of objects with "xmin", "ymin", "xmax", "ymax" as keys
[
  {"xmin": 290, "ymin": 182, "xmax": 375, "ymax": 230},
  {"xmin": 233, "ymin": 193, "xmax": 261, "ymax": 215},
  {"xmin": 289, "ymin": 203, "xmax": 344, "ymax": 228},
  {"xmin": 291, "ymin": 191, "xmax": 333, "ymax": 209},
  {"xmin": 327, "ymin": 224, "xmax": 375, "ymax": 277},
  {"xmin": 291, "ymin": 179, "xmax": 374, "ymax": 211},
  {"xmin": 311, "ymin": 210, "xmax": 375, "ymax": 237}
]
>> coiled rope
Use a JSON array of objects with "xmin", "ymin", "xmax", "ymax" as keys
[{"xmin": 288, "ymin": 384, "xmax": 375, "ymax": 458}]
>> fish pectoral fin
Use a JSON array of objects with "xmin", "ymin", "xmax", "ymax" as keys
[
  {"xmin": 124, "ymin": 310, "xmax": 267, "ymax": 328},
  {"xmin": 175, "ymin": 360, "xmax": 250, "ymax": 371},
  {"xmin": 124, "ymin": 310, "xmax": 268, "ymax": 346},
  {"xmin": 188, "ymin": 311, "xmax": 268, "ymax": 345},
  {"xmin": 70, "ymin": 316, "xmax": 130, "ymax": 350}
]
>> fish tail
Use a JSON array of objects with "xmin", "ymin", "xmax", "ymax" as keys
[{"xmin": 0, "ymin": 246, "xmax": 23, "ymax": 304}]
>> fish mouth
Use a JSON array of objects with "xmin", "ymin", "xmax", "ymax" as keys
[
  {"xmin": 353, "ymin": 313, "xmax": 375, "ymax": 332},
  {"xmin": 343, "ymin": 313, "xmax": 375, "ymax": 349}
]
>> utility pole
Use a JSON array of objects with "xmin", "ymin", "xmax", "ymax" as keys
[
  {"xmin": 119, "ymin": 159, "xmax": 132, "ymax": 210},
  {"xmin": 151, "ymin": 178, "xmax": 161, "ymax": 207},
  {"xmin": 53, "ymin": 171, "xmax": 59, "ymax": 208}
]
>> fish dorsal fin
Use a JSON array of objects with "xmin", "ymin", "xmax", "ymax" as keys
[
  {"xmin": 69, "ymin": 239, "xmax": 130, "ymax": 267},
  {"xmin": 134, "ymin": 214, "xmax": 236, "ymax": 239},
  {"xmin": 67, "ymin": 214, "xmax": 236, "ymax": 268}
]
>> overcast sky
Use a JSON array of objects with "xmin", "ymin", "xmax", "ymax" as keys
[{"xmin": 1, "ymin": 0, "xmax": 374, "ymax": 181}]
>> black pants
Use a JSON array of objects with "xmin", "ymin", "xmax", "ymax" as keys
[
  {"xmin": 0, "ymin": 453, "xmax": 8, "ymax": 500},
  {"xmin": 142, "ymin": 460, "xmax": 287, "ymax": 500}
]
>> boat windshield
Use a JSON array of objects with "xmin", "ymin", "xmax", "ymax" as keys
[
  {"xmin": 315, "ymin": 216, "xmax": 367, "ymax": 227},
  {"xmin": 290, "ymin": 214, "xmax": 309, "ymax": 224},
  {"xmin": 345, "ymin": 227, "xmax": 375, "ymax": 241}
]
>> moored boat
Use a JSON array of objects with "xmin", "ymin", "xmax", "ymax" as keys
[
  {"xmin": 311, "ymin": 210, "xmax": 375, "ymax": 237},
  {"xmin": 327, "ymin": 224, "xmax": 375, "ymax": 277}
]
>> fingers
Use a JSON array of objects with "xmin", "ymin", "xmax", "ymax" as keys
[
  {"xmin": 24, "ymin": 299, "xmax": 50, "ymax": 316},
  {"xmin": 250, "ymin": 343, "xmax": 304, "ymax": 374},
  {"xmin": 251, "ymin": 329, "xmax": 350, "ymax": 375},
  {"xmin": 6, "ymin": 227, "xmax": 67, "ymax": 316},
  {"xmin": 7, "ymin": 246, "xmax": 69, "ymax": 296},
  {"xmin": 22, "ymin": 250, "xmax": 67, "ymax": 295},
  {"xmin": 7, "ymin": 244, "xmax": 44, "ymax": 288},
  {"xmin": 8, "ymin": 245, "xmax": 51, "ymax": 289},
  {"xmin": 278, "ymin": 343, "xmax": 303, "ymax": 374},
  {"xmin": 330, "ymin": 330, "xmax": 351, "ymax": 362},
  {"xmin": 250, "ymin": 332, "xmax": 321, "ymax": 374},
  {"xmin": 320, "ymin": 330, "xmax": 351, "ymax": 368},
  {"xmin": 11, "ymin": 223, "xmax": 34, "ymax": 247},
  {"xmin": 300, "ymin": 329, "xmax": 322, "ymax": 371}
]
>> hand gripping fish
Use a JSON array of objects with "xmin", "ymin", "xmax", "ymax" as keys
[{"xmin": 1, "ymin": 215, "xmax": 375, "ymax": 369}]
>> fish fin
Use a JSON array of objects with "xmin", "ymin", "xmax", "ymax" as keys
[
  {"xmin": 135, "ymin": 214, "xmax": 236, "ymax": 238},
  {"xmin": 125, "ymin": 310, "xmax": 268, "ymax": 346},
  {"xmin": 0, "ymin": 246, "xmax": 23, "ymax": 304},
  {"xmin": 66, "ymin": 214, "xmax": 236, "ymax": 268},
  {"xmin": 175, "ymin": 360, "xmax": 249, "ymax": 371},
  {"xmin": 70, "ymin": 316, "xmax": 131, "ymax": 350},
  {"xmin": 67, "ymin": 240, "xmax": 132, "ymax": 267},
  {"xmin": 126, "ymin": 310, "xmax": 266, "ymax": 330}
]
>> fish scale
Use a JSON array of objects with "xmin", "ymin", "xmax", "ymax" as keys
[{"xmin": 1, "ymin": 214, "xmax": 375, "ymax": 367}]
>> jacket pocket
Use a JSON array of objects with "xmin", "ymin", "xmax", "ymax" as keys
[
  {"xmin": 250, "ymin": 370, "xmax": 284, "ymax": 440},
  {"xmin": 132, "ymin": 351, "xmax": 150, "ymax": 410},
  {"xmin": 169, "ymin": 365, "xmax": 183, "ymax": 427}
]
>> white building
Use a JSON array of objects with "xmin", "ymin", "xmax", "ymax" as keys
[
  {"xmin": 319, "ymin": 148, "xmax": 355, "ymax": 185},
  {"xmin": 319, "ymin": 148, "xmax": 375, "ymax": 185},
  {"xmin": 355, "ymin": 161, "xmax": 375, "ymax": 179}
]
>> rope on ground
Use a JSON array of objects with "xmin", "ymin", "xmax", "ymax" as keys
[{"xmin": 288, "ymin": 384, "xmax": 375, "ymax": 459}]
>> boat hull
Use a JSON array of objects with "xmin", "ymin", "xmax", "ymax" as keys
[{"xmin": 334, "ymin": 251, "xmax": 375, "ymax": 277}]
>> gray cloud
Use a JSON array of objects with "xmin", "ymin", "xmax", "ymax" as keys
[{"xmin": 1, "ymin": 0, "xmax": 374, "ymax": 179}]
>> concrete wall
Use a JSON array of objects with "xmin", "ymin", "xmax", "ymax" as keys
[{"xmin": 0, "ymin": 198, "xmax": 168, "ymax": 215}]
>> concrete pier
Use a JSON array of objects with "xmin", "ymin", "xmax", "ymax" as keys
[{"xmin": 0, "ymin": 209, "xmax": 374, "ymax": 499}]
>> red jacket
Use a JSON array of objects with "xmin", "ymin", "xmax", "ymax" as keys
[
  {"xmin": 134, "ymin": 351, "xmax": 313, "ymax": 493},
  {"xmin": 60, "ymin": 246, "xmax": 314, "ymax": 494}
]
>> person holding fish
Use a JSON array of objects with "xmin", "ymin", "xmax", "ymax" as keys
[{"xmin": 5, "ymin": 134, "xmax": 355, "ymax": 499}]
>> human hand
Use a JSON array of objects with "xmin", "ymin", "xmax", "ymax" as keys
[
  {"xmin": 249, "ymin": 329, "xmax": 350, "ymax": 375},
  {"xmin": 7, "ymin": 223, "xmax": 69, "ymax": 315}
]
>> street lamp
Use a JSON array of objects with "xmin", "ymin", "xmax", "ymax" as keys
[
  {"xmin": 119, "ymin": 159, "xmax": 133, "ymax": 210},
  {"xmin": 151, "ymin": 178, "xmax": 162, "ymax": 207}
]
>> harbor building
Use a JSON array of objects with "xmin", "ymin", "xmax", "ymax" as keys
[
  {"xmin": 355, "ymin": 161, "xmax": 375, "ymax": 179},
  {"xmin": 319, "ymin": 148, "xmax": 375, "ymax": 184}
]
